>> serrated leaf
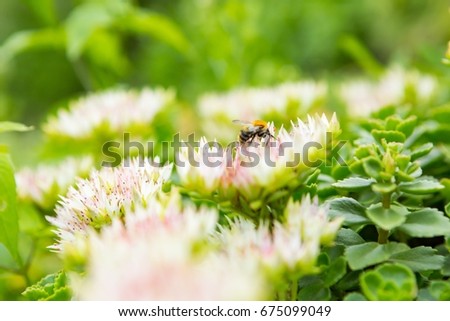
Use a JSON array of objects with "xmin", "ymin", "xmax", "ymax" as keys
[
  {"xmin": 22, "ymin": 271, "xmax": 71, "ymax": 301},
  {"xmin": 0, "ymin": 153, "xmax": 19, "ymax": 263},
  {"xmin": 335, "ymin": 228, "xmax": 365, "ymax": 246},
  {"xmin": 345, "ymin": 242, "xmax": 408, "ymax": 270},
  {"xmin": 332, "ymin": 177, "xmax": 374, "ymax": 191},
  {"xmin": 410, "ymin": 143, "xmax": 433, "ymax": 162},
  {"xmin": 397, "ymin": 208, "xmax": 450, "ymax": 237},
  {"xmin": 366, "ymin": 203, "xmax": 408, "ymax": 230},
  {"xmin": 396, "ymin": 116, "xmax": 417, "ymax": 137},
  {"xmin": 360, "ymin": 263, "xmax": 417, "ymax": 301},
  {"xmin": 328, "ymin": 197, "xmax": 370, "ymax": 226},
  {"xmin": 398, "ymin": 180, "xmax": 444, "ymax": 195},
  {"xmin": 372, "ymin": 130, "xmax": 406, "ymax": 143},
  {"xmin": 389, "ymin": 246, "xmax": 444, "ymax": 272}
]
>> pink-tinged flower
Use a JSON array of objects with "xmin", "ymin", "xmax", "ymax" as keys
[
  {"xmin": 198, "ymin": 81, "xmax": 327, "ymax": 142},
  {"xmin": 15, "ymin": 156, "xmax": 93, "ymax": 210},
  {"xmin": 216, "ymin": 196, "xmax": 343, "ymax": 281},
  {"xmin": 43, "ymin": 88, "xmax": 175, "ymax": 139},
  {"xmin": 177, "ymin": 137, "xmax": 227, "ymax": 194},
  {"xmin": 340, "ymin": 66, "xmax": 438, "ymax": 117},
  {"xmin": 176, "ymin": 114, "xmax": 340, "ymax": 204},
  {"xmin": 47, "ymin": 158, "xmax": 172, "ymax": 255},
  {"xmin": 71, "ymin": 199, "xmax": 267, "ymax": 300}
]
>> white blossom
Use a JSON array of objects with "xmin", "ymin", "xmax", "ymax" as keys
[
  {"xmin": 15, "ymin": 156, "xmax": 93, "ymax": 209},
  {"xmin": 43, "ymin": 88, "xmax": 175, "ymax": 139},
  {"xmin": 47, "ymin": 158, "xmax": 172, "ymax": 253},
  {"xmin": 340, "ymin": 66, "xmax": 438, "ymax": 117}
]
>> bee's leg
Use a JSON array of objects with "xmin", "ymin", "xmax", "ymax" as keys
[{"xmin": 248, "ymin": 135, "xmax": 256, "ymax": 146}]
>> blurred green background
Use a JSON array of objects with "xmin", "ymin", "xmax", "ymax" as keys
[{"xmin": 0, "ymin": 0, "xmax": 449, "ymax": 166}]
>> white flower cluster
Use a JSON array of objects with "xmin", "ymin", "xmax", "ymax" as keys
[
  {"xmin": 47, "ymin": 158, "xmax": 172, "ymax": 253},
  {"xmin": 43, "ymin": 87, "xmax": 175, "ymax": 139},
  {"xmin": 198, "ymin": 81, "xmax": 327, "ymax": 142},
  {"xmin": 72, "ymin": 194, "xmax": 266, "ymax": 300},
  {"xmin": 216, "ymin": 197, "xmax": 343, "ymax": 280},
  {"xmin": 15, "ymin": 156, "xmax": 94, "ymax": 209},
  {"xmin": 340, "ymin": 66, "xmax": 438, "ymax": 117},
  {"xmin": 177, "ymin": 114, "xmax": 339, "ymax": 200}
]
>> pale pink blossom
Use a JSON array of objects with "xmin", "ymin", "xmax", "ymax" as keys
[{"xmin": 43, "ymin": 88, "xmax": 175, "ymax": 139}]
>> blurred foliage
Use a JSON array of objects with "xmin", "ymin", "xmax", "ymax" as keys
[
  {"xmin": 1, "ymin": 0, "xmax": 449, "ymax": 125},
  {"xmin": 0, "ymin": 0, "xmax": 450, "ymax": 300}
]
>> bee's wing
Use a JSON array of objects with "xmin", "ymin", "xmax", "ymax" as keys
[{"xmin": 232, "ymin": 120, "xmax": 258, "ymax": 132}]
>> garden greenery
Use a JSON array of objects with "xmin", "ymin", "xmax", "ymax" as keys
[{"xmin": 1, "ymin": 0, "xmax": 450, "ymax": 301}]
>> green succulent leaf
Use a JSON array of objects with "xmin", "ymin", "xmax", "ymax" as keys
[
  {"xmin": 360, "ymin": 263, "xmax": 417, "ymax": 300},
  {"xmin": 328, "ymin": 197, "xmax": 370, "ymax": 226},
  {"xmin": 389, "ymin": 246, "xmax": 445, "ymax": 272},
  {"xmin": 371, "ymin": 183, "xmax": 397, "ymax": 194},
  {"xmin": 372, "ymin": 130, "xmax": 406, "ymax": 143},
  {"xmin": 428, "ymin": 281, "xmax": 450, "ymax": 301},
  {"xmin": 396, "ymin": 116, "xmax": 417, "ymax": 137},
  {"xmin": 22, "ymin": 271, "xmax": 71, "ymax": 301},
  {"xmin": 410, "ymin": 143, "xmax": 433, "ymax": 162},
  {"xmin": 345, "ymin": 242, "xmax": 408, "ymax": 270},
  {"xmin": 397, "ymin": 208, "xmax": 450, "ymax": 237},
  {"xmin": 335, "ymin": 228, "xmax": 365, "ymax": 246},
  {"xmin": 366, "ymin": 203, "xmax": 409, "ymax": 230},
  {"xmin": 398, "ymin": 180, "xmax": 444, "ymax": 195},
  {"xmin": 362, "ymin": 157, "xmax": 383, "ymax": 180},
  {"xmin": 332, "ymin": 177, "xmax": 374, "ymax": 191},
  {"xmin": 297, "ymin": 279, "xmax": 331, "ymax": 301},
  {"xmin": 322, "ymin": 257, "xmax": 347, "ymax": 287}
]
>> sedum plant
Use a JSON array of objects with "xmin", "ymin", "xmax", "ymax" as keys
[{"xmin": 327, "ymin": 113, "xmax": 450, "ymax": 300}]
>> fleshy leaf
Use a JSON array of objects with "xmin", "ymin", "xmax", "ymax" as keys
[
  {"xmin": 22, "ymin": 271, "xmax": 71, "ymax": 301},
  {"xmin": 328, "ymin": 197, "xmax": 370, "ymax": 226},
  {"xmin": 410, "ymin": 143, "xmax": 433, "ymax": 162},
  {"xmin": 345, "ymin": 242, "xmax": 408, "ymax": 270},
  {"xmin": 366, "ymin": 203, "xmax": 408, "ymax": 230},
  {"xmin": 372, "ymin": 130, "xmax": 406, "ymax": 143},
  {"xmin": 332, "ymin": 177, "xmax": 374, "ymax": 191},
  {"xmin": 322, "ymin": 257, "xmax": 347, "ymax": 287},
  {"xmin": 360, "ymin": 263, "xmax": 417, "ymax": 301},
  {"xmin": 398, "ymin": 180, "xmax": 444, "ymax": 195},
  {"xmin": 428, "ymin": 281, "xmax": 450, "ymax": 301},
  {"xmin": 397, "ymin": 208, "xmax": 450, "ymax": 237},
  {"xmin": 335, "ymin": 228, "xmax": 365, "ymax": 246},
  {"xmin": 389, "ymin": 246, "xmax": 445, "ymax": 272}
]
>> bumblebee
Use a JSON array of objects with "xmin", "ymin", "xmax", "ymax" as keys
[{"xmin": 232, "ymin": 119, "xmax": 275, "ymax": 145}]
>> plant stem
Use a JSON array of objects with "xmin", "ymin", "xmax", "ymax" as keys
[
  {"xmin": 378, "ymin": 229, "xmax": 389, "ymax": 244},
  {"xmin": 290, "ymin": 280, "xmax": 298, "ymax": 301},
  {"xmin": 378, "ymin": 193, "xmax": 391, "ymax": 244}
]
